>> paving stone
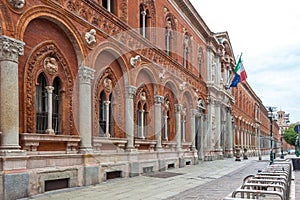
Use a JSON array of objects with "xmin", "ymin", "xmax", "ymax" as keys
[{"xmin": 19, "ymin": 156, "xmax": 297, "ymax": 200}]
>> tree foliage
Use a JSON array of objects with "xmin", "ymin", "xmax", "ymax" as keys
[{"xmin": 283, "ymin": 124, "xmax": 299, "ymax": 146}]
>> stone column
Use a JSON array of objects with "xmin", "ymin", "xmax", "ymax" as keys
[
  {"xmin": 104, "ymin": 101, "xmax": 110, "ymax": 137},
  {"xmin": 45, "ymin": 86, "xmax": 55, "ymax": 135},
  {"xmin": 225, "ymin": 108, "xmax": 233, "ymax": 157},
  {"xmin": 107, "ymin": 0, "xmax": 111, "ymax": 12},
  {"xmin": 190, "ymin": 109, "xmax": 196, "ymax": 150},
  {"xmin": 257, "ymin": 126, "xmax": 262, "ymax": 160},
  {"xmin": 141, "ymin": 10, "xmax": 147, "ymax": 37},
  {"xmin": 0, "ymin": 35, "xmax": 25, "ymax": 154},
  {"xmin": 215, "ymin": 101, "xmax": 221, "ymax": 149},
  {"xmin": 182, "ymin": 108, "xmax": 186, "ymax": 142},
  {"xmin": 175, "ymin": 104, "xmax": 182, "ymax": 150},
  {"xmin": 164, "ymin": 116, "xmax": 168, "ymax": 140},
  {"xmin": 78, "ymin": 66, "xmax": 95, "ymax": 153},
  {"xmin": 125, "ymin": 85, "xmax": 136, "ymax": 150},
  {"xmin": 200, "ymin": 114, "xmax": 205, "ymax": 159},
  {"xmin": 205, "ymin": 100, "xmax": 213, "ymax": 160},
  {"xmin": 140, "ymin": 109, "xmax": 145, "ymax": 139},
  {"xmin": 154, "ymin": 95, "xmax": 164, "ymax": 150}
]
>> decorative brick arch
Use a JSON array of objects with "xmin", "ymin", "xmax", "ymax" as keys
[
  {"xmin": 163, "ymin": 81, "xmax": 179, "ymax": 141},
  {"xmin": 93, "ymin": 67, "xmax": 122, "ymax": 137},
  {"xmin": 23, "ymin": 41, "xmax": 74, "ymax": 135},
  {"xmin": 134, "ymin": 67, "xmax": 156, "ymax": 140},
  {"xmin": 15, "ymin": 6, "xmax": 86, "ymax": 61},
  {"xmin": 134, "ymin": 84, "xmax": 154, "ymax": 140},
  {"xmin": 92, "ymin": 48, "xmax": 128, "ymax": 138}
]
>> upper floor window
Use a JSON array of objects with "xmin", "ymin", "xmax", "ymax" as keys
[
  {"xmin": 102, "ymin": 0, "xmax": 115, "ymax": 14},
  {"xmin": 140, "ymin": 4, "xmax": 149, "ymax": 38},
  {"xmin": 197, "ymin": 46, "xmax": 203, "ymax": 77},
  {"xmin": 165, "ymin": 19, "xmax": 172, "ymax": 55},
  {"xmin": 183, "ymin": 32, "xmax": 191, "ymax": 68}
]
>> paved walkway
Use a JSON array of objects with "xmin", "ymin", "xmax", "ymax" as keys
[{"xmin": 20, "ymin": 155, "xmax": 297, "ymax": 200}]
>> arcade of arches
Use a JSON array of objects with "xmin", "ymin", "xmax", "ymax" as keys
[{"xmin": 0, "ymin": 0, "xmax": 280, "ymax": 199}]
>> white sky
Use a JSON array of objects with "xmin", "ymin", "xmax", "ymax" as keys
[{"xmin": 190, "ymin": 0, "xmax": 300, "ymax": 123}]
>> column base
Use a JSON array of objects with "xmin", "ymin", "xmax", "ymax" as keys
[
  {"xmin": 45, "ymin": 129, "xmax": 55, "ymax": 135},
  {"xmin": 156, "ymin": 146, "xmax": 164, "ymax": 151},
  {"xmin": 104, "ymin": 132, "xmax": 111, "ymax": 138},
  {"xmin": 0, "ymin": 149, "xmax": 26, "ymax": 156},
  {"xmin": 126, "ymin": 147, "xmax": 137, "ymax": 152},
  {"xmin": 79, "ymin": 147, "xmax": 94, "ymax": 154}
]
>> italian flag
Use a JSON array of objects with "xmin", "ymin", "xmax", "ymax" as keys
[{"xmin": 230, "ymin": 54, "xmax": 247, "ymax": 87}]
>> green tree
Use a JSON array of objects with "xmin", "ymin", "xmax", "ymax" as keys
[{"xmin": 283, "ymin": 124, "xmax": 298, "ymax": 146}]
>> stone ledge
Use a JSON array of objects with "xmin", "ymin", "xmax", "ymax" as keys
[{"xmin": 19, "ymin": 133, "xmax": 80, "ymax": 153}]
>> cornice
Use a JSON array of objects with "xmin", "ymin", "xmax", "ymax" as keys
[{"xmin": 172, "ymin": 0, "xmax": 211, "ymax": 40}]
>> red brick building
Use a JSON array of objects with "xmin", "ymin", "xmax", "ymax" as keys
[{"xmin": 0, "ymin": 0, "xmax": 279, "ymax": 199}]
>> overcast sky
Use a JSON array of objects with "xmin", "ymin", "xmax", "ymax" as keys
[{"xmin": 190, "ymin": 0, "xmax": 300, "ymax": 123}]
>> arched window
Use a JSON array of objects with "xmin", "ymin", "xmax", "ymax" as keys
[
  {"xmin": 183, "ymin": 32, "xmax": 190, "ymax": 68},
  {"xmin": 52, "ymin": 77, "xmax": 62, "ymax": 134},
  {"xmin": 140, "ymin": 5, "xmax": 149, "ymax": 38},
  {"xmin": 36, "ymin": 73, "xmax": 48, "ymax": 134},
  {"xmin": 197, "ymin": 46, "xmax": 203, "ymax": 77},
  {"xmin": 165, "ymin": 19, "xmax": 172, "ymax": 55}
]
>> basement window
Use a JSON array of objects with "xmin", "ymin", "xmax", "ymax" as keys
[{"xmin": 45, "ymin": 178, "xmax": 69, "ymax": 192}]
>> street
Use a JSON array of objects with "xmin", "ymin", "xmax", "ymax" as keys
[{"xmin": 20, "ymin": 155, "xmax": 298, "ymax": 200}]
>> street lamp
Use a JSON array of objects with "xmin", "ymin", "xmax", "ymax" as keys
[
  {"xmin": 267, "ymin": 106, "xmax": 276, "ymax": 165},
  {"xmin": 280, "ymin": 127, "xmax": 284, "ymax": 159}
]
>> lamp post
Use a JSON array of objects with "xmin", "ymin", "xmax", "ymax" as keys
[
  {"xmin": 267, "ymin": 107, "xmax": 276, "ymax": 165},
  {"xmin": 280, "ymin": 127, "xmax": 284, "ymax": 159}
]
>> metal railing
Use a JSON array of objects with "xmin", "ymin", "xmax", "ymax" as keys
[{"xmin": 224, "ymin": 161, "xmax": 292, "ymax": 200}]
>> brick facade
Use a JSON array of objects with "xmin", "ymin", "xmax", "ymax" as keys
[{"xmin": 0, "ymin": 0, "xmax": 279, "ymax": 199}]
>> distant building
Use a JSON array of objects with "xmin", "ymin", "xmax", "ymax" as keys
[{"xmin": 276, "ymin": 110, "xmax": 291, "ymax": 151}]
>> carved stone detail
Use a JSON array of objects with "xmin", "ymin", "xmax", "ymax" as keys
[
  {"xmin": 175, "ymin": 104, "xmax": 182, "ymax": 113},
  {"xmin": 103, "ymin": 77, "xmax": 112, "ymax": 94},
  {"xmin": 126, "ymin": 85, "xmax": 137, "ymax": 99},
  {"xmin": 120, "ymin": 0, "xmax": 128, "ymax": 22},
  {"xmin": 78, "ymin": 66, "xmax": 95, "ymax": 84},
  {"xmin": 0, "ymin": 35, "xmax": 24, "ymax": 62},
  {"xmin": 8, "ymin": 0, "xmax": 25, "ymax": 9},
  {"xmin": 49, "ymin": 0, "xmax": 207, "ymax": 104},
  {"xmin": 85, "ymin": 29, "xmax": 96, "ymax": 45},
  {"xmin": 43, "ymin": 57, "xmax": 58, "ymax": 75},
  {"xmin": 154, "ymin": 95, "xmax": 164, "ymax": 104},
  {"xmin": 139, "ymin": 91, "xmax": 147, "ymax": 102}
]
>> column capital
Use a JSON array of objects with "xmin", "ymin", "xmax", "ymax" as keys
[
  {"xmin": 175, "ymin": 104, "xmax": 182, "ymax": 113},
  {"xmin": 126, "ymin": 85, "xmax": 137, "ymax": 99},
  {"xmin": 141, "ymin": 10, "xmax": 147, "ymax": 16},
  {"xmin": 190, "ymin": 109, "xmax": 198, "ymax": 117},
  {"xmin": 0, "ymin": 35, "xmax": 25, "ymax": 62},
  {"xmin": 104, "ymin": 100, "xmax": 110, "ymax": 106},
  {"xmin": 154, "ymin": 95, "xmax": 164, "ymax": 104},
  {"xmin": 78, "ymin": 66, "xmax": 95, "ymax": 84},
  {"xmin": 45, "ymin": 86, "xmax": 54, "ymax": 93}
]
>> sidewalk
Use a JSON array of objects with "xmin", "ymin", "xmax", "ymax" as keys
[{"xmin": 20, "ymin": 156, "xmax": 288, "ymax": 200}]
